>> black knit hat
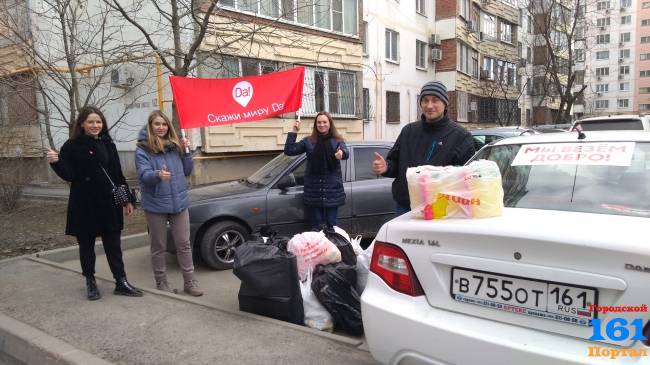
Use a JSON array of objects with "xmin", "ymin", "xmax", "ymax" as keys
[{"xmin": 419, "ymin": 81, "xmax": 449, "ymax": 107}]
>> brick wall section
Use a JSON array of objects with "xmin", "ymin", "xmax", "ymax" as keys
[
  {"xmin": 436, "ymin": 0, "xmax": 457, "ymax": 19},
  {"xmin": 437, "ymin": 39, "xmax": 457, "ymax": 72}
]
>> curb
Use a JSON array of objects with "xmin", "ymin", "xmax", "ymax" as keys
[
  {"xmin": 0, "ymin": 313, "xmax": 113, "ymax": 365},
  {"xmin": 32, "ymin": 233, "xmax": 149, "ymax": 263}
]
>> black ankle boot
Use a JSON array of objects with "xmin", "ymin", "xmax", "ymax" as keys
[
  {"xmin": 86, "ymin": 277, "xmax": 101, "ymax": 301},
  {"xmin": 114, "ymin": 277, "xmax": 143, "ymax": 297}
]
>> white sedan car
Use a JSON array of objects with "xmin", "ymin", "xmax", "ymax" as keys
[{"xmin": 362, "ymin": 131, "xmax": 650, "ymax": 365}]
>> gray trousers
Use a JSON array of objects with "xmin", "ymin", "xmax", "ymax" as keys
[{"xmin": 145, "ymin": 209, "xmax": 194, "ymax": 277}]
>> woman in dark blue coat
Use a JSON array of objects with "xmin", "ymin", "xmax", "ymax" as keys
[{"xmin": 284, "ymin": 111, "xmax": 349, "ymax": 231}]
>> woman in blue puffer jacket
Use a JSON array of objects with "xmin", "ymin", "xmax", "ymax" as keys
[
  {"xmin": 284, "ymin": 111, "xmax": 349, "ymax": 231},
  {"xmin": 135, "ymin": 110, "xmax": 202, "ymax": 296}
]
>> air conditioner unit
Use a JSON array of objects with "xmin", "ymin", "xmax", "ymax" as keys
[
  {"xmin": 596, "ymin": 92, "xmax": 603, "ymax": 97},
  {"xmin": 600, "ymin": 26, "xmax": 606, "ymax": 31},
  {"xmin": 619, "ymin": 41, "xmax": 625, "ymax": 46},
  {"xmin": 597, "ymin": 76, "xmax": 602, "ymax": 81},
  {"xmin": 110, "ymin": 67, "xmax": 134, "ymax": 89},
  {"xmin": 479, "ymin": 31, "xmax": 485, "ymax": 41},
  {"xmin": 431, "ymin": 48, "xmax": 443, "ymax": 61},
  {"xmin": 620, "ymin": 7, "xmax": 626, "ymax": 11},
  {"xmin": 618, "ymin": 74, "xmax": 625, "ymax": 79},
  {"xmin": 430, "ymin": 34, "xmax": 441, "ymax": 46},
  {"xmin": 618, "ymin": 58, "xmax": 624, "ymax": 63},
  {"xmin": 605, "ymin": 9, "xmax": 610, "ymax": 13},
  {"xmin": 470, "ymin": 101, "xmax": 478, "ymax": 111}
]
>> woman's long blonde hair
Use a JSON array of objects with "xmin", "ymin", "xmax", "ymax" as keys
[{"xmin": 145, "ymin": 110, "xmax": 182, "ymax": 154}]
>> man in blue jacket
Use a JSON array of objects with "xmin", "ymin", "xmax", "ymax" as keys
[{"xmin": 372, "ymin": 81, "xmax": 476, "ymax": 214}]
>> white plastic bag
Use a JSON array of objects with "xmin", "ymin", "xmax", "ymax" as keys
[
  {"xmin": 356, "ymin": 241, "xmax": 373, "ymax": 294},
  {"xmin": 288, "ymin": 231, "xmax": 341, "ymax": 281},
  {"xmin": 350, "ymin": 235, "xmax": 363, "ymax": 256},
  {"xmin": 300, "ymin": 272, "xmax": 334, "ymax": 332}
]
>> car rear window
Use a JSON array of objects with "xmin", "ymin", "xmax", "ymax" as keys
[
  {"xmin": 473, "ymin": 142, "xmax": 650, "ymax": 217},
  {"xmin": 576, "ymin": 119, "xmax": 643, "ymax": 131}
]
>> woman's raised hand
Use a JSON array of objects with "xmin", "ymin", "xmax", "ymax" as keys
[
  {"xmin": 159, "ymin": 164, "xmax": 171, "ymax": 181},
  {"xmin": 182, "ymin": 137, "xmax": 191, "ymax": 150},
  {"xmin": 334, "ymin": 147, "xmax": 343, "ymax": 160},
  {"xmin": 292, "ymin": 120, "xmax": 300, "ymax": 133}
]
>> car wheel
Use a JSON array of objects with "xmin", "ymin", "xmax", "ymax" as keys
[{"xmin": 199, "ymin": 221, "xmax": 249, "ymax": 270}]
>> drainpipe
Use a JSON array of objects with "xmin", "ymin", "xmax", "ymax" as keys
[{"xmin": 375, "ymin": 60, "xmax": 382, "ymax": 140}]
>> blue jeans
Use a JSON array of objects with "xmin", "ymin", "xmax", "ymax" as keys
[
  {"xmin": 395, "ymin": 203, "xmax": 410, "ymax": 216},
  {"xmin": 310, "ymin": 206, "xmax": 338, "ymax": 231}
]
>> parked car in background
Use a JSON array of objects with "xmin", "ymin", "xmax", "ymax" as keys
[
  {"xmin": 470, "ymin": 126, "xmax": 539, "ymax": 150},
  {"xmin": 362, "ymin": 131, "xmax": 650, "ymax": 365},
  {"xmin": 572, "ymin": 115, "xmax": 650, "ymax": 132},
  {"xmin": 177, "ymin": 142, "xmax": 395, "ymax": 270}
]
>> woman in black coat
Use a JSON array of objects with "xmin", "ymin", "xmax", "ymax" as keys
[
  {"xmin": 284, "ymin": 111, "xmax": 349, "ymax": 231},
  {"xmin": 47, "ymin": 106, "xmax": 143, "ymax": 301}
]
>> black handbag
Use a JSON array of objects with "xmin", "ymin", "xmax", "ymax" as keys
[{"xmin": 100, "ymin": 165, "xmax": 131, "ymax": 207}]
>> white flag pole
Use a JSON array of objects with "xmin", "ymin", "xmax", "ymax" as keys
[
  {"xmin": 297, "ymin": 108, "xmax": 302, "ymax": 123},
  {"xmin": 180, "ymin": 128, "xmax": 190, "ymax": 154}
]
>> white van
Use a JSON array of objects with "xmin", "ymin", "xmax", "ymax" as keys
[{"xmin": 572, "ymin": 114, "xmax": 650, "ymax": 131}]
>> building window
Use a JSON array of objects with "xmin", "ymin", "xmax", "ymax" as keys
[
  {"xmin": 527, "ymin": 15, "xmax": 532, "ymax": 33},
  {"xmin": 459, "ymin": 0, "xmax": 470, "ymax": 19},
  {"xmin": 620, "ymin": 82, "xmax": 630, "ymax": 91},
  {"xmin": 575, "ymin": 49, "xmax": 585, "ymax": 62},
  {"xmin": 362, "ymin": 21, "xmax": 368, "ymax": 55},
  {"xmin": 416, "ymin": 40, "xmax": 427, "ymax": 69},
  {"xmin": 640, "ymin": 70, "xmax": 650, "ymax": 77},
  {"xmin": 642, "ymin": 36, "xmax": 650, "ymax": 44},
  {"xmin": 644, "ymin": 1, "xmax": 650, "ymax": 8},
  {"xmin": 596, "ymin": 34, "xmax": 610, "ymax": 44},
  {"xmin": 458, "ymin": 42, "xmax": 479, "ymax": 78},
  {"xmin": 640, "ymin": 104, "xmax": 650, "ymax": 110},
  {"xmin": 597, "ymin": 1, "xmax": 611, "ymax": 10},
  {"xmin": 640, "ymin": 87, "xmax": 650, "ymax": 94},
  {"xmin": 643, "ymin": 19, "xmax": 650, "ymax": 26},
  {"xmin": 386, "ymin": 91, "xmax": 400, "ymax": 123},
  {"xmin": 385, "ymin": 29, "xmax": 399, "ymax": 62},
  {"xmin": 620, "ymin": 49, "xmax": 630, "ymax": 59},
  {"xmin": 621, "ymin": 15, "xmax": 631, "ymax": 25},
  {"xmin": 596, "ymin": 51, "xmax": 609, "ymax": 60},
  {"xmin": 457, "ymin": 91, "xmax": 468, "ymax": 122},
  {"xmin": 416, "ymin": 0, "xmax": 425, "ymax": 15},
  {"xmin": 620, "ymin": 33, "xmax": 631, "ymax": 43},
  {"xmin": 482, "ymin": 13, "xmax": 496, "ymax": 38},
  {"xmin": 641, "ymin": 53, "xmax": 650, "ymax": 60},
  {"xmin": 527, "ymin": 46, "xmax": 533, "ymax": 62},
  {"xmin": 595, "ymin": 100, "xmax": 609, "ymax": 109},
  {"xmin": 596, "ymin": 84, "xmax": 609, "ymax": 93},
  {"xmin": 362, "ymin": 88, "xmax": 370, "ymax": 120},
  {"xmin": 597, "ymin": 18, "xmax": 610, "ymax": 27},
  {"xmin": 596, "ymin": 67, "xmax": 609, "ymax": 76},
  {"xmin": 621, "ymin": 0, "xmax": 632, "ymax": 7},
  {"xmin": 224, "ymin": 0, "xmax": 359, "ymax": 35},
  {"xmin": 500, "ymin": 20, "xmax": 513, "ymax": 43},
  {"xmin": 483, "ymin": 57, "xmax": 494, "ymax": 79},
  {"xmin": 302, "ymin": 67, "xmax": 356, "ymax": 116},
  {"xmin": 620, "ymin": 65, "xmax": 630, "ymax": 74}
]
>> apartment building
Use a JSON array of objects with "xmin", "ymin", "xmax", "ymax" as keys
[
  {"xmin": 637, "ymin": 0, "xmax": 650, "ymax": 111},
  {"xmin": 576, "ymin": 0, "xmax": 635, "ymax": 116},
  {"xmin": 361, "ymin": 0, "xmax": 438, "ymax": 141},
  {"xmin": 436, "ymin": 0, "xmax": 521, "ymax": 127}
]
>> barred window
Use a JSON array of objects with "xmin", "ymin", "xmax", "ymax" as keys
[
  {"xmin": 595, "ymin": 100, "xmax": 609, "ymax": 109},
  {"xmin": 301, "ymin": 66, "xmax": 356, "ymax": 117}
]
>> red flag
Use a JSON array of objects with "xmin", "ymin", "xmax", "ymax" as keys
[{"xmin": 169, "ymin": 67, "xmax": 304, "ymax": 129}]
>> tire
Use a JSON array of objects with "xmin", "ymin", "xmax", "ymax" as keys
[{"xmin": 199, "ymin": 221, "xmax": 249, "ymax": 270}]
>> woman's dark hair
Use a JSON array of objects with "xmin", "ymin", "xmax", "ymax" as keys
[
  {"xmin": 71, "ymin": 106, "xmax": 109, "ymax": 139},
  {"xmin": 308, "ymin": 111, "xmax": 344, "ymax": 144}
]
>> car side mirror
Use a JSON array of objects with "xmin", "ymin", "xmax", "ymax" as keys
[{"xmin": 276, "ymin": 173, "xmax": 296, "ymax": 190}]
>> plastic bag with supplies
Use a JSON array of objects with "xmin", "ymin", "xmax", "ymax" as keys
[
  {"xmin": 406, "ymin": 160, "xmax": 504, "ymax": 219},
  {"xmin": 300, "ymin": 270, "xmax": 334, "ymax": 332}
]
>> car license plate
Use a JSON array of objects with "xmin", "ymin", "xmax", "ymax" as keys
[{"xmin": 451, "ymin": 268, "xmax": 598, "ymax": 326}]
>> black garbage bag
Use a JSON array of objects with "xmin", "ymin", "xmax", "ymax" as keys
[
  {"xmin": 233, "ymin": 233, "xmax": 303, "ymax": 325},
  {"xmin": 323, "ymin": 228, "xmax": 357, "ymax": 266},
  {"xmin": 311, "ymin": 262, "xmax": 363, "ymax": 336}
]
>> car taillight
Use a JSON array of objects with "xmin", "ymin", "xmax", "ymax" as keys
[
  {"xmin": 643, "ymin": 320, "xmax": 650, "ymax": 346},
  {"xmin": 370, "ymin": 241, "xmax": 424, "ymax": 297}
]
